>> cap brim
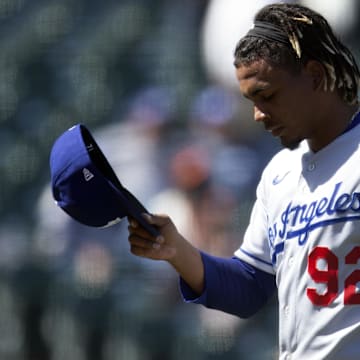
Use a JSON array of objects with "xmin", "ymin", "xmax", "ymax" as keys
[{"xmin": 50, "ymin": 124, "xmax": 159, "ymax": 237}]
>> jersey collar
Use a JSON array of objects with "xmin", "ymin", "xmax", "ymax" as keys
[{"xmin": 342, "ymin": 108, "xmax": 360, "ymax": 135}]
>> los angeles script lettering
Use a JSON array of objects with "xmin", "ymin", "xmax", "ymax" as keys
[{"xmin": 268, "ymin": 182, "xmax": 360, "ymax": 263}]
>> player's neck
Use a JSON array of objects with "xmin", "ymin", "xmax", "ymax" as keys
[{"xmin": 307, "ymin": 102, "xmax": 359, "ymax": 153}]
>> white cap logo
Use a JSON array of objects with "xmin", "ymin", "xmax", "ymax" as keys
[{"xmin": 83, "ymin": 168, "xmax": 94, "ymax": 181}]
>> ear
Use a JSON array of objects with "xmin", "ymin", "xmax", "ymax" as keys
[{"xmin": 304, "ymin": 60, "xmax": 327, "ymax": 91}]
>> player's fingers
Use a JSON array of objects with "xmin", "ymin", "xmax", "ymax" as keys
[
  {"xmin": 128, "ymin": 232, "xmax": 160, "ymax": 250},
  {"xmin": 127, "ymin": 220, "xmax": 164, "ymax": 244},
  {"xmin": 142, "ymin": 213, "xmax": 172, "ymax": 228},
  {"xmin": 128, "ymin": 217, "xmax": 150, "ymax": 236},
  {"xmin": 129, "ymin": 244, "xmax": 161, "ymax": 258},
  {"xmin": 128, "ymin": 232, "xmax": 163, "ymax": 261},
  {"xmin": 128, "ymin": 216, "xmax": 139, "ymax": 229},
  {"xmin": 142, "ymin": 213, "xmax": 176, "ymax": 240}
]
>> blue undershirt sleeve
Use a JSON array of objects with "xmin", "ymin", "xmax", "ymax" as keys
[{"xmin": 179, "ymin": 251, "xmax": 276, "ymax": 318}]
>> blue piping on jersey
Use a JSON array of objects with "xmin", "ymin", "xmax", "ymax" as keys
[
  {"xmin": 240, "ymin": 248, "xmax": 273, "ymax": 267},
  {"xmin": 287, "ymin": 215, "xmax": 360, "ymax": 244},
  {"xmin": 342, "ymin": 110, "xmax": 360, "ymax": 134},
  {"xmin": 271, "ymin": 215, "xmax": 360, "ymax": 265},
  {"xmin": 269, "ymin": 180, "xmax": 360, "ymax": 265},
  {"xmin": 271, "ymin": 241, "xmax": 285, "ymax": 265}
]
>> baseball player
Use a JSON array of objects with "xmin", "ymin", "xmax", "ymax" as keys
[{"xmin": 128, "ymin": 3, "xmax": 360, "ymax": 359}]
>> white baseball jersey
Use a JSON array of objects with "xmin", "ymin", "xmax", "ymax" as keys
[{"xmin": 235, "ymin": 116, "xmax": 360, "ymax": 360}]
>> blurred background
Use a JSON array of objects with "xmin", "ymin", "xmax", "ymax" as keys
[{"xmin": 0, "ymin": 0, "xmax": 359, "ymax": 359}]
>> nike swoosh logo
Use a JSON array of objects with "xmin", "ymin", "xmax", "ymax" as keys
[{"xmin": 272, "ymin": 171, "xmax": 290, "ymax": 185}]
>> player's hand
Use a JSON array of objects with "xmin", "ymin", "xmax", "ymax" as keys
[
  {"xmin": 128, "ymin": 213, "xmax": 205, "ymax": 295},
  {"xmin": 127, "ymin": 213, "xmax": 182, "ymax": 261}
]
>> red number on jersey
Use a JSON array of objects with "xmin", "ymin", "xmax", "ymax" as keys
[
  {"xmin": 307, "ymin": 246, "xmax": 360, "ymax": 306},
  {"xmin": 344, "ymin": 246, "xmax": 360, "ymax": 305},
  {"xmin": 307, "ymin": 247, "xmax": 338, "ymax": 306}
]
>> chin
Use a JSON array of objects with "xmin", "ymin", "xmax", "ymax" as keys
[{"xmin": 280, "ymin": 137, "xmax": 301, "ymax": 150}]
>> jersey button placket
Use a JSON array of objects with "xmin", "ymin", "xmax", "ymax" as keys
[{"xmin": 288, "ymin": 256, "xmax": 294, "ymax": 266}]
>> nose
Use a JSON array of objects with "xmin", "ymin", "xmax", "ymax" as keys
[{"xmin": 254, "ymin": 105, "xmax": 268, "ymax": 122}]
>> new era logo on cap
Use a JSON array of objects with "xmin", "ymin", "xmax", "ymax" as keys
[
  {"xmin": 83, "ymin": 168, "xmax": 94, "ymax": 181},
  {"xmin": 49, "ymin": 124, "xmax": 159, "ymax": 236}
]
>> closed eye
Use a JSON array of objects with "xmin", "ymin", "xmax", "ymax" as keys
[{"xmin": 242, "ymin": 89, "xmax": 275, "ymax": 103}]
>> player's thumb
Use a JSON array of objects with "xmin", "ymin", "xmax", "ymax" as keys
[
  {"xmin": 142, "ymin": 212, "xmax": 173, "ymax": 228},
  {"xmin": 142, "ymin": 213, "xmax": 178, "ymax": 239}
]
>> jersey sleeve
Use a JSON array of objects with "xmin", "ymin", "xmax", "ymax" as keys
[
  {"xmin": 234, "ymin": 178, "xmax": 275, "ymax": 274},
  {"xmin": 179, "ymin": 252, "xmax": 276, "ymax": 318}
]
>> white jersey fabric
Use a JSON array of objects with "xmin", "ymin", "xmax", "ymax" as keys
[{"xmin": 235, "ymin": 118, "xmax": 360, "ymax": 360}]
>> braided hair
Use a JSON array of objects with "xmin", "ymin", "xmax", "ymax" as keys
[{"xmin": 234, "ymin": 3, "xmax": 360, "ymax": 105}]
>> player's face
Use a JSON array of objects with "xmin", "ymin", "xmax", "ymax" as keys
[{"xmin": 236, "ymin": 59, "xmax": 319, "ymax": 150}]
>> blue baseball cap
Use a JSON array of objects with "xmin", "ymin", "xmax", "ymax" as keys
[{"xmin": 49, "ymin": 124, "xmax": 159, "ymax": 236}]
